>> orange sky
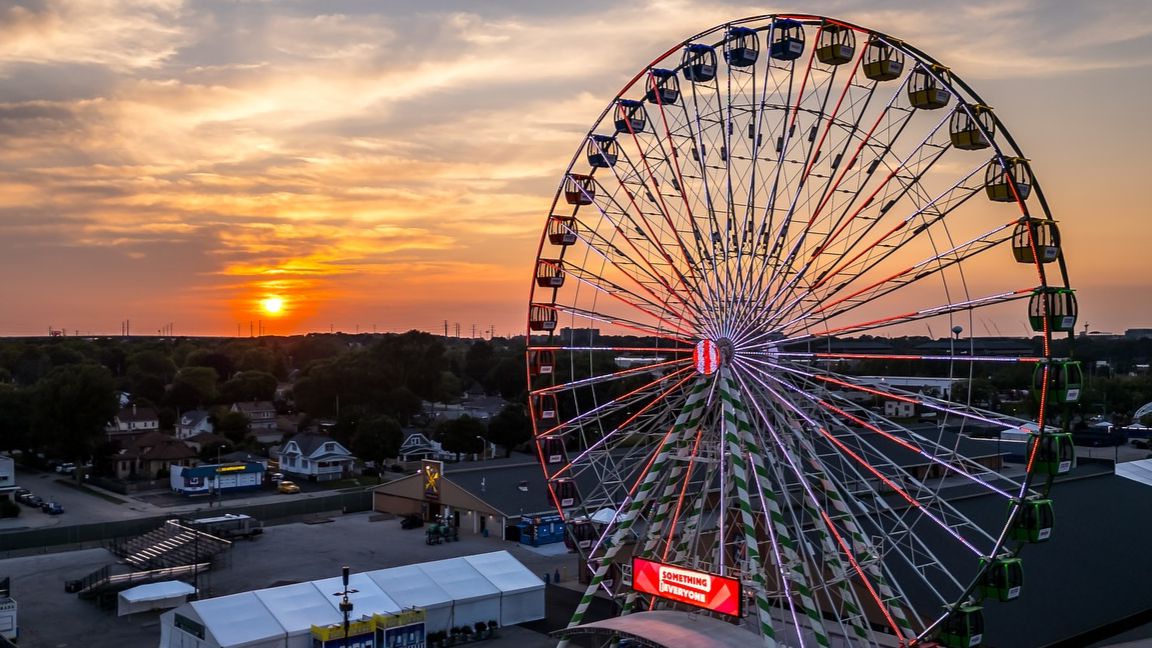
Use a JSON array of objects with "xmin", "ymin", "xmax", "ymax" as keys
[{"xmin": 0, "ymin": 0, "xmax": 1149, "ymax": 337}]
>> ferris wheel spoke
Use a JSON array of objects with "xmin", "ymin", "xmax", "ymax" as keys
[
  {"xmin": 756, "ymin": 357, "xmax": 1049, "ymax": 441},
  {"xmin": 556, "ymin": 260, "xmax": 703, "ymax": 335},
  {"xmin": 563, "ymin": 208, "xmax": 704, "ymax": 322},
  {"xmin": 740, "ymin": 359, "xmax": 1000, "ymax": 555},
  {"xmin": 577, "ymin": 173, "xmax": 712, "ymax": 318},
  {"xmin": 769, "ymin": 286, "xmax": 1032, "ymax": 343},
  {"xmin": 729, "ymin": 366, "xmax": 920, "ymax": 640},
  {"xmin": 774, "ymin": 350, "xmax": 1042, "ymax": 364},
  {"xmin": 742, "ymin": 370, "xmax": 975, "ymax": 624},
  {"xmin": 760, "ymin": 107, "xmax": 957, "ymax": 323},
  {"xmin": 553, "ymin": 303, "xmax": 697, "ymax": 344}
]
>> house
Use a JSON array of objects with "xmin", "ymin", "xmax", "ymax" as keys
[
  {"xmin": 0, "ymin": 454, "xmax": 15, "ymax": 498},
  {"xmin": 277, "ymin": 434, "xmax": 355, "ymax": 481},
  {"xmin": 398, "ymin": 432, "xmax": 454, "ymax": 462},
  {"xmin": 114, "ymin": 431, "xmax": 198, "ymax": 480},
  {"xmin": 231, "ymin": 401, "xmax": 277, "ymax": 431},
  {"xmin": 175, "ymin": 409, "xmax": 213, "ymax": 440},
  {"xmin": 184, "ymin": 431, "xmax": 228, "ymax": 455},
  {"xmin": 106, "ymin": 405, "xmax": 160, "ymax": 442}
]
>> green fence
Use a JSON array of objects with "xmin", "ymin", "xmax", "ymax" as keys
[{"xmin": 0, "ymin": 491, "xmax": 372, "ymax": 555}]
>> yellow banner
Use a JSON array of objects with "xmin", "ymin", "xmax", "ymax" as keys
[
  {"xmin": 310, "ymin": 619, "xmax": 375, "ymax": 641},
  {"xmin": 374, "ymin": 609, "xmax": 426, "ymax": 629}
]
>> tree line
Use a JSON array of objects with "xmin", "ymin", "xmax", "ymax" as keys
[{"xmin": 0, "ymin": 332, "xmax": 532, "ymax": 470}]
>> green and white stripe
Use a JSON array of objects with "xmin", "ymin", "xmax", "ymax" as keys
[
  {"xmin": 561, "ymin": 378, "xmax": 713, "ymax": 639},
  {"xmin": 721, "ymin": 368, "xmax": 825, "ymax": 648}
]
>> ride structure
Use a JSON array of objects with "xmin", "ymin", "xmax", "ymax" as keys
[{"xmin": 526, "ymin": 14, "xmax": 1075, "ymax": 648}]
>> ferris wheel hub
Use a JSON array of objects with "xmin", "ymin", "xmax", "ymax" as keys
[{"xmin": 694, "ymin": 338, "xmax": 733, "ymax": 374}]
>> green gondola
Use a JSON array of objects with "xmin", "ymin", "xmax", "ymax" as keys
[
  {"xmin": 979, "ymin": 556, "xmax": 1023, "ymax": 602},
  {"xmin": 937, "ymin": 604, "xmax": 984, "ymax": 648},
  {"xmin": 1032, "ymin": 361, "xmax": 1083, "ymax": 404},
  {"xmin": 1028, "ymin": 288, "xmax": 1077, "ymax": 333},
  {"xmin": 1027, "ymin": 431, "xmax": 1075, "ymax": 475},
  {"xmin": 1010, "ymin": 497, "xmax": 1053, "ymax": 543}
]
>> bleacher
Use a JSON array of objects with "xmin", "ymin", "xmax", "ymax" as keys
[{"xmin": 110, "ymin": 520, "xmax": 232, "ymax": 571}]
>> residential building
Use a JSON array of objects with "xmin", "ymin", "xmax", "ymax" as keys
[
  {"xmin": 0, "ymin": 454, "xmax": 15, "ymax": 497},
  {"xmin": 184, "ymin": 431, "xmax": 228, "ymax": 455},
  {"xmin": 398, "ymin": 432, "xmax": 454, "ymax": 462},
  {"xmin": 276, "ymin": 434, "xmax": 355, "ymax": 481},
  {"xmin": 114, "ymin": 431, "xmax": 198, "ymax": 480},
  {"xmin": 106, "ymin": 405, "xmax": 160, "ymax": 442},
  {"xmin": 175, "ymin": 409, "xmax": 213, "ymax": 440},
  {"xmin": 230, "ymin": 401, "xmax": 276, "ymax": 431}
]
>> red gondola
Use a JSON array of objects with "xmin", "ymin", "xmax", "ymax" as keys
[
  {"xmin": 547, "ymin": 216, "xmax": 577, "ymax": 246},
  {"xmin": 563, "ymin": 175, "xmax": 595, "ymax": 206},
  {"xmin": 535, "ymin": 259, "xmax": 565, "ymax": 288}
]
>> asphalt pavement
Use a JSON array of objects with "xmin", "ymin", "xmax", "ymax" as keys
[{"xmin": 1, "ymin": 511, "xmax": 580, "ymax": 648}]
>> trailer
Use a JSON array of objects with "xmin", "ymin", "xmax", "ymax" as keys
[{"xmin": 187, "ymin": 514, "xmax": 263, "ymax": 540}]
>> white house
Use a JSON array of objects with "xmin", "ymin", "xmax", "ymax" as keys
[
  {"xmin": 0, "ymin": 454, "xmax": 16, "ymax": 497},
  {"xmin": 231, "ymin": 401, "xmax": 277, "ymax": 431},
  {"xmin": 398, "ymin": 432, "xmax": 454, "ymax": 462},
  {"xmin": 107, "ymin": 405, "xmax": 160, "ymax": 442},
  {"xmin": 277, "ymin": 434, "xmax": 355, "ymax": 482},
  {"xmin": 175, "ymin": 409, "xmax": 213, "ymax": 440}
]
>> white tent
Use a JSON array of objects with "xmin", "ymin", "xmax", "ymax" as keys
[
  {"xmin": 159, "ymin": 552, "xmax": 543, "ymax": 648},
  {"xmin": 192, "ymin": 592, "xmax": 286, "ymax": 648},
  {"xmin": 312, "ymin": 572, "xmax": 402, "ymax": 618},
  {"xmin": 416, "ymin": 557, "xmax": 501, "ymax": 628},
  {"xmin": 366, "ymin": 565, "xmax": 454, "ymax": 632},
  {"xmin": 254, "ymin": 582, "xmax": 344, "ymax": 648},
  {"xmin": 118, "ymin": 581, "xmax": 197, "ymax": 616},
  {"xmin": 464, "ymin": 552, "xmax": 546, "ymax": 626}
]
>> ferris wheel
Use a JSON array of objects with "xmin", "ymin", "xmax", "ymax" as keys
[{"xmin": 526, "ymin": 14, "xmax": 1077, "ymax": 648}]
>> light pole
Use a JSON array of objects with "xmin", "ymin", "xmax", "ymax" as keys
[
  {"xmin": 475, "ymin": 436, "xmax": 488, "ymax": 460},
  {"xmin": 332, "ymin": 566, "xmax": 357, "ymax": 642}
]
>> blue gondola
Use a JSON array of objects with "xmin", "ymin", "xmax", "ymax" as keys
[
  {"xmin": 614, "ymin": 99, "xmax": 647, "ymax": 133},
  {"xmin": 682, "ymin": 43, "xmax": 717, "ymax": 83},
  {"xmin": 769, "ymin": 18, "xmax": 805, "ymax": 61},
  {"xmin": 724, "ymin": 26, "xmax": 759, "ymax": 67},
  {"xmin": 586, "ymin": 134, "xmax": 619, "ymax": 168},
  {"xmin": 645, "ymin": 68, "xmax": 681, "ymax": 105}
]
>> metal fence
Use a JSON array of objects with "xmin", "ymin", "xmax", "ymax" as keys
[{"xmin": 0, "ymin": 490, "xmax": 372, "ymax": 556}]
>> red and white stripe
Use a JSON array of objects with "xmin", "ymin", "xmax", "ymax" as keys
[{"xmin": 694, "ymin": 339, "xmax": 720, "ymax": 375}]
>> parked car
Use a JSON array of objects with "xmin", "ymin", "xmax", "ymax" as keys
[
  {"xmin": 277, "ymin": 480, "xmax": 300, "ymax": 494},
  {"xmin": 56, "ymin": 462, "xmax": 76, "ymax": 475},
  {"xmin": 21, "ymin": 494, "xmax": 43, "ymax": 508},
  {"xmin": 269, "ymin": 472, "xmax": 285, "ymax": 483},
  {"xmin": 13, "ymin": 487, "xmax": 30, "ymax": 500},
  {"xmin": 40, "ymin": 501, "xmax": 64, "ymax": 515}
]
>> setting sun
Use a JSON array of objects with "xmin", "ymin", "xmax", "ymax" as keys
[{"xmin": 261, "ymin": 296, "xmax": 285, "ymax": 315}]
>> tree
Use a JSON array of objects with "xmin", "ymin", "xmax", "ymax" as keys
[
  {"xmin": 237, "ymin": 347, "xmax": 276, "ymax": 375},
  {"xmin": 168, "ymin": 366, "xmax": 219, "ymax": 410},
  {"xmin": 214, "ymin": 410, "xmax": 251, "ymax": 446},
  {"xmin": 486, "ymin": 404, "xmax": 531, "ymax": 457},
  {"xmin": 0, "ymin": 384, "xmax": 32, "ymax": 451},
  {"xmin": 352, "ymin": 415, "xmax": 403, "ymax": 464},
  {"xmin": 464, "ymin": 340, "xmax": 494, "ymax": 383},
  {"xmin": 31, "ymin": 365, "xmax": 118, "ymax": 464},
  {"xmin": 185, "ymin": 349, "xmax": 236, "ymax": 381},
  {"xmin": 220, "ymin": 370, "xmax": 277, "ymax": 403},
  {"xmin": 437, "ymin": 415, "xmax": 485, "ymax": 461}
]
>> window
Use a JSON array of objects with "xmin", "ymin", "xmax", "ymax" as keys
[{"xmin": 325, "ymin": 442, "xmax": 335, "ymax": 452}]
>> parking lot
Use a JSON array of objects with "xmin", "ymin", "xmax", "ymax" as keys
[{"xmin": 2, "ymin": 511, "xmax": 577, "ymax": 647}]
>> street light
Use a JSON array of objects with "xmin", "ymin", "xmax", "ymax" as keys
[
  {"xmin": 332, "ymin": 566, "xmax": 357, "ymax": 642},
  {"xmin": 475, "ymin": 436, "xmax": 488, "ymax": 460}
]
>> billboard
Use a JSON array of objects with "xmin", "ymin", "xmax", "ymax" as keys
[
  {"xmin": 631, "ymin": 557, "xmax": 742, "ymax": 617},
  {"xmin": 422, "ymin": 460, "xmax": 443, "ymax": 500}
]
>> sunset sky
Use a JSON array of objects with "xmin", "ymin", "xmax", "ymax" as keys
[{"xmin": 1, "ymin": 0, "xmax": 1149, "ymax": 338}]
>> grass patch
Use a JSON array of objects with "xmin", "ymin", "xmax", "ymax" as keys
[{"xmin": 54, "ymin": 478, "xmax": 128, "ymax": 505}]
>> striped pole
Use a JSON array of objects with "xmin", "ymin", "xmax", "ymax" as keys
[
  {"xmin": 721, "ymin": 369, "xmax": 807, "ymax": 647},
  {"xmin": 560, "ymin": 378, "xmax": 713, "ymax": 641}
]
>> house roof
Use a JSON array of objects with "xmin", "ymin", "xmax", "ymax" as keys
[
  {"xmin": 116, "ymin": 406, "xmax": 159, "ymax": 422},
  {"xmin": 187, "ymin": 431, "xmax": 226, "ymax": 445},
  {"xmin": 122, "ymin": 434, "xmax": 198, "ymax": 461},
  {"xmin": 178, "ymin": 409, "xmax": 211, "ymax": 427},
  {"xmin": 232, "ymin": 401, "xmax": 275, "ymax": 414},
  {"xmin": 285, "ymin": 433, "xmax": 349, "ymax": 457}
]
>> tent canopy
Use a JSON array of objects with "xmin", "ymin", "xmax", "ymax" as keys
[
  {"xmin": 120, "ymin": 581, "xmax": 197, "ymax": 603},
  {"xmin": 464, "ymin": 552, "xmax": 546, "ymax": 595}
]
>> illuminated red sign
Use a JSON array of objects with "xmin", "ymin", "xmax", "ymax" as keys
[{"xmin": 631, "ymin": 557, "xmax": 742, "ymax": 617}]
